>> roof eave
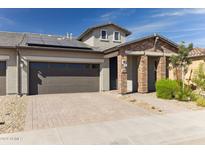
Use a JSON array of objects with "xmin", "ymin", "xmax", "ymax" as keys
[
  {"xmin": 0, "ymin": 46, "xmax": 17, "ymax": 49},
  {"xmin": 78, "ymin": 23, "xmax": 131, "ymax": 41},
  {"xmin": 104, "ymin": 34, "xmax": 179, "ymax": 54},
  {"xmin": 188, "ymin": 55, "xmax": 205, "ymax": 58},
  {"xmin": 18, "ymin": 46, "xmax": 103, "ymax": 53}
]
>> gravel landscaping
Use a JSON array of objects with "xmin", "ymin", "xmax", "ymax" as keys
[
  {"xmin": 119, "ymin": 95, "xmax": 164, "ymax": 115},
  {"xmin": 146, "ymin": 92, "xmax": 203, "ymax": 110},
  {"xmin": 106, "ymin": 91, "xmax": 204, "ymax": 114},
  {"xmin": 0, "ymin": 95, "xmax": 27, "ymax": 134},
  {"xmin": 129, "ymin": 92, "xmax": 204, "ymax": 113}
]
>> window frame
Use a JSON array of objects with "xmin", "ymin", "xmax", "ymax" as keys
[
  {"xmin": 113, "ymin": 31, "xmax": 121, "ymax": 42},
  {"xmin": 100, "ymin": 29, "xmax": 108, "ymax": 41}
]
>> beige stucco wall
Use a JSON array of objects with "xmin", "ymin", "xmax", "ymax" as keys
[
  {"xmin": 0, "ymin": 48, "xmax": 18, "ymax": 95},
  {"xmin": 185, "ymin": 57, "xmax": 205, "ymax": 83},
  {"xmin": 168, "ymin": 57, "xmax": 205, "ymax": 82},
  {"xmin": 168, "ymin": 64, "xmax": 175, "ymax": 80},
  {"xmin": 82, "ymin": 25, "xmax": 126, "ymax": 50},
  {"xmin": 81, "ymin": 32, "xmax": 95, "ymax": 47},
  {"xmin": 19, "ymin": 49, "xmax": 107, "ymax": 94}
]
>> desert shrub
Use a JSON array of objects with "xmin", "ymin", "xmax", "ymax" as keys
[
  {"xmin": 196, "ymin": 96, "xmax": 205, "ymax": 107},
  {"xmin": 175, "ymin": 86, "xmax": 192, "ymax": 101},
  {"xmin": 190, "ymin": 92, "xmax": 199, "ymax": 101},
  {"xmin": 156, "ymin": 79, "xmax": 195, "ymax": 101},
  {"xmin": 156, "ymin": 79, "xmax": 179, "ymax": 99}
]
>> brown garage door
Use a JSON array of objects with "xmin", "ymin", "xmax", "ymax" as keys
[
  {"xmin": 29, "ymin": 62, "xmax": 100, "ymax": 95},
  {"xmin": 0, "ymin": 61, "xmax": 6, "ymax": 95}
]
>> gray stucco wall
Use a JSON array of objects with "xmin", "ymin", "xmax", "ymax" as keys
[
  {"xmin": 82, "ymin": 25, "xmax": 126, "ymax": 50},
  {"xmin": 0, "ymin": 48, "xmax": 18, "ymax": 95}
]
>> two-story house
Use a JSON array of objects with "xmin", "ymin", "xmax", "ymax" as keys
[{"xmin": 0, "ymin": 22, "xmax": 179, "ymax": 95}]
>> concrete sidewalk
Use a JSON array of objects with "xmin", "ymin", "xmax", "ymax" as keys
[{"xmin": 1, "ymin": 110, "xmax": 205, "ymax": 144}]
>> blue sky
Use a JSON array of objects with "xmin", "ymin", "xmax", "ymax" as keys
[{"xmin": 0, "ymin": 8, "xmax": 205, "ymax": 47}]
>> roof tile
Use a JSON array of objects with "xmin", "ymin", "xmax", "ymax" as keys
[{"xmin": 189, "ymin": 48, "xmax": 205, "ymax": 57}]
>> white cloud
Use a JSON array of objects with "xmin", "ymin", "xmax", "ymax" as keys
[
  {"xmin": 126, "ymin": 20, "xmax": 178, "ymax": 40},
  {"xmin": 152, "ymin": 9, "xmax": 205, "ymax": 17},
  {"xmin": 0, "ymin": 16, "xmax": 14, "ymax": 27},
  {"xmin": 126, "ymin": 20, "xmax": 177, "ymax": 41},
  {"xmin": 185, "ymin": 37, "xmax": 205, "ymax": 47},
  {"xmin": 169, "ymin": 31, "xmax": 203, "ymax": 40},
  {"xmin": 99, "ymin": 9, "xmax": 136, "ymax": 21},
  {"xmin": 129, "ymin": 21, "xmax": 170, "ymax": 33},
  {"xmin": 82, "ymin": 9, "xmax": 136, "ymax": 24},
  {"xmin": 159, "ymin": 26, "xmax": 205, "ymax": 33}
]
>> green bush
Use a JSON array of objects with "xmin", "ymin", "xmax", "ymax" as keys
[
  {"xmin": 156, "ymin": 79, "xmax": 179, "ymax": 99},
  {"xmin": 156, "ymin": 79, "xmax": 195, "ymax": 101},
  {"xmin": 190, "ymin": 92, "xmax": 199, "ymax": 101},
  {"xmin": 196, "ymin": 96, "xmax": 205, "ymax": 107},
  {"xmin": 175, "ymin": 86, "xmax": 192, "ymax": 101}
]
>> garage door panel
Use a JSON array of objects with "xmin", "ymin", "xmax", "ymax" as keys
[
  {"xmin": 37, "ymin": 84, "xmax": 99, "ymax": 94},
  {"xmin": 29, "ymin": 62, "xmax": 100, "ymax": 95},
  {"xmin": 34, "ymin": 78, "xmax": 99, "ymax": 94},
  {"xmin": 38, "ymin": 77, "xmax": 99, "ymax": 85},
  {"xmin": 0, "ymin": 76, "xmax": 6, "ymax": 95},
  {"xmin": 37, "ymin": 69, "xmax": 99, "ymax": 77},
  {"xmin": 37, "ymin": 77, "xmax": 99, "ymax": 88}
]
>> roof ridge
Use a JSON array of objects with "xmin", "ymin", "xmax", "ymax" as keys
[
  {"xmin": 104, "ymin": 33, "xmax": 178, "ymax": 53},
  {"xmin": 78, "ymin": 22, "xmax": 131, "ymax": 40},
  {"xmin": 194, "ymin": 47, "xmax": 205, "ymax": 50},
  {"xmin": 0, "ymin": 30, "xmax": 77, "ymax": 39}
]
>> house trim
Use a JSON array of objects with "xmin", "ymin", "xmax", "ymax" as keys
[
  {"xmin": 0, "ymin": 55, "xmax": 10, "ymax": 60},
  {"xmin": 23, "ymin": 56, "xmax": 104, "ymax": 64}
]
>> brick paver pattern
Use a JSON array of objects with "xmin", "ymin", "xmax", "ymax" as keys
[{"xmin": 24, "ymin": 92, "xmax": 151, "ymax": 131}]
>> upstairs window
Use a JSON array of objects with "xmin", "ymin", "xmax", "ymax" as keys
[
  {"xmin": 113, "ymin": 31, "xmax": 121, "ymax": 41},
  {"xmin": 100, "ymin": 30, "xmax": 108, "ymax": 40}
]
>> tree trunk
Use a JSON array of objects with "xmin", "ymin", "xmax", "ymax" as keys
[{"xmin": 182, "ymin": 66, "xmax": 185, "ymax": 90}]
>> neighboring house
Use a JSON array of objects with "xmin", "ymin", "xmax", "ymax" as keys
[
  {"xmin": 185, "ymin": 48, "xmax": 205, "ymax": 83},
  {"xmin": 0, "ymin": 22, "xmax": 179, "ymax": 95}
]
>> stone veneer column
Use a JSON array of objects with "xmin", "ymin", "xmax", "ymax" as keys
[
  {"xmin": 157, "ymin": 56, "xmax": 166, "ymax": 80},
  {"xmin": 117, "ymin": 53, "xmax": 127, "ymax": 94},
  {"xmin": 138, "ymin": 55, "xmax": 148, "ymax": 93}
]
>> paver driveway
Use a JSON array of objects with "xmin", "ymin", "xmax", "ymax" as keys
[
  {"xmin": 24, "ymin": 92, "xmax": 151, "ymax": 131},
  {"xmin": 2, "ymin": 110, "xmax": 205, "ymax": 144}
]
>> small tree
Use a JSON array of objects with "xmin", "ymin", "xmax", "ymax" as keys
[
  {"xmin": 169, "ymin": 42, "xmax": 193, "ymax": 89},
  {"xmin": 192, "ymin": 63, "xmax": 205, "ymax": 94}
]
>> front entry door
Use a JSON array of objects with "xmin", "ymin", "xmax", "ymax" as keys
[{"xmin": 148, "ymin": 57, "xmax": 158, "ymax": 92}]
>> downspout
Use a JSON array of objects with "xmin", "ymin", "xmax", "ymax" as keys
[
  {"xmin": 16, "ymin": 48, "xmax": 21, "ymax": 96},
  {"xmin": 16, "ymin": 33, "xmax": 26, "ymax": 96}
]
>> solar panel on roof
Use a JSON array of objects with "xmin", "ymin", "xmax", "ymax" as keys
[
  {"xmin": 58, "ymin": 39, "xmax": 69, "ymax": 46},
  {"xmin": 27, "ymin": 36, "xmax": 45, "ymax": 45},
  {"xmin": 42, "ymin": 37, "xmax": 61, "ymax": 46},
  {"xmin": 26, "ymin": 34, "xmax": 92, "ymax": 49}
]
